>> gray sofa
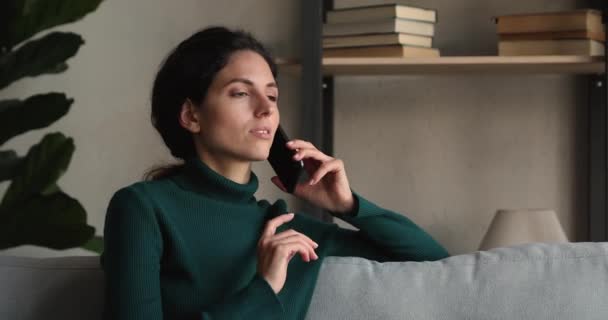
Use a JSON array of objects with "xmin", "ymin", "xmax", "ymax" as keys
[{"xmin": 1, "ymin": 242, "xmax": 607, "ymax": 320}]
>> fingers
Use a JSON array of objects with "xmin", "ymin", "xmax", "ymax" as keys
[
  {"xmin": 256, "ymin": 212, "xmax": 319, "ymax": 294},
  {"xmin": 258, "ymin": 218, "xmax": 319, "ymax": 262},
  {"xmin": 261, "ymin": 213, "xmax": 295, "ymax": 239},
  {"xmin": 286, "ymin": 139, "xmax": 342, "ymax": 185},
  {"xmin": 287, "ymin": 139, "xmax": 332, "ymax": 160},
  {"xmin": 286, "ymin": 139, "xmax": 315, "ymax": 150},
  {"xmin": 292, "ymin": 146, "xmax": 332, "ymax": 162},
  {"xmin": 272, "ymin": 229, "xmax": 319, "ymax": 250},
  {"xmin": 274, "ymin": 240, "xmax": 318, "ymax": 262},
  {"xmin": 308, "ymin": 159, "xmax": 344, "ymax": 185}
]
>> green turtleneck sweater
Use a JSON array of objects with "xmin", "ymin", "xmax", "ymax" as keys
[{"xmin": 100, "ymin": 157, "xmax": 449, "ymax": 320}]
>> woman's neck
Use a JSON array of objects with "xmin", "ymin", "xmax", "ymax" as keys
[{"xmin": 197, "ymin": 152, "xmax": 252, "ymax": 185}]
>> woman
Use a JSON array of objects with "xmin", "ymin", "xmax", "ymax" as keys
[{"xmin": 100, "ymin": 26, "xmax": 449, "ymax": 320}]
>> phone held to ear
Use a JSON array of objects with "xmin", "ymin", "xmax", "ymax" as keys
[{"xmin": 268, "ymin": 125, "xmax": 304, "ymax": 193}]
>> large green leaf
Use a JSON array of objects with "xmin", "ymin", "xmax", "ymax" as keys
[
  {"xmin": 0, "ymin": 0, "xmax": 104, "ymax": 49},
  {"xmin": 0, "ymin": 32, "xmax": 83, "ymax": 90},
  {"xmin": 0, "ymin": 99, "xmax": 19, "ymax": 114},
  {"xmin": 0, "ymin": 94, "xmax": 72, "ymax": 145},
  {"xmin": 81, "ymin": 235, "xmax": 104, "ymax": 254},
  {"xmin": 0, "ymin": 150, "xmax": 23, "ymax": 182},
  {"xmin": 0, "ymin": 192, "xmax": 95, "ymax": 250},
  {"xmin": 1, "ymin": 132, "xmax": 74, "ymax": 209},
  {"xmin": 0, "ymin": 1, "xmax": 20, "ymax": 51}
]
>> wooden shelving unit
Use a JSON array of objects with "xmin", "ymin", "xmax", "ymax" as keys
[
  {"xmin": 279, "ymin": 55, "xmax": 605, "ymax": 75},
  {"xmin": 323, "ymin": 55, "xmax": 604, "ymax": 75},
  {"xmin": 297, "ymin": 1, "xmax": 608, "ymax": 239}
]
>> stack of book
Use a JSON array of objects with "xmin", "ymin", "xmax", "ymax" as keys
[
  {"xmin": 496, "ymin": 9, "xmax": 605, "ymax": 56},
  {"xmin": 323, "ymin": 0, "xmax": 440, "ymax": 58}
]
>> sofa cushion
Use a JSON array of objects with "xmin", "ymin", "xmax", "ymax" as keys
[
  {"xmin": 0, "ymin": 256, "xmax": 103, "ymax": 320},
  {"xmin": 305, "ymin": 242, "xmax": 608, "ymax": 320}
]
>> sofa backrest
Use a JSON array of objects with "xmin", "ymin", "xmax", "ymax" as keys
[
  {"xmin": 0, "ymin": 256, "xmax": 103, "ymax": 320},
  {"xmin": 305, "ymin": 242, "xmax": 608, "ymax": 320},
  {"xmin": 1, "ymin": 242, "xmax": 607, "ymax": 320}
]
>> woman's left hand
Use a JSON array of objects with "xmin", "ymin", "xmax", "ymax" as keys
[{"xmin": 270, "ymin": 139, "xmax": 355, "ymax": 215}]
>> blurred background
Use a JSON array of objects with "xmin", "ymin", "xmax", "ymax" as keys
[{"xmin": 0, "ymin": 0, "xmax": 593, "ymax": 257}]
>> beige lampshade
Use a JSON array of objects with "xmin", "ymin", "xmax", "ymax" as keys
[{"xmin": 479, "ymin": 209, "xmax": 568, "ymax": 251}]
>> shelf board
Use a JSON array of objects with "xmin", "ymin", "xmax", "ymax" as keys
[{"xmin": 277, "ymin": 56, "xmax": 605, "ymax": 75}]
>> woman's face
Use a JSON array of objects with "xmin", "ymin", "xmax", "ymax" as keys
[{"xmin": 193, "ymin": 50, "xmax": 279, "ymax": 163}]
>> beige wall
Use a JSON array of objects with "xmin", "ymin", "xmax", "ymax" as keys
[
  {"xmin": 0, "ymin": 0, "xmax": 592, "ymax": 257},
  {"xmin": 334, "ymin": 75, "xmax": 588, "ymax": 254}
]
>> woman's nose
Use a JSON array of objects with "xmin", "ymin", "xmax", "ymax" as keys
[{"xmin": 255, "ymin": 95, "xmax": 275, "ymax": 117}]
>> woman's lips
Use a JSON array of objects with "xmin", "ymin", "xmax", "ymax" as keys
[{"xmin": 250, "ymin": 129, "xmax": 272, "ymax": 140}]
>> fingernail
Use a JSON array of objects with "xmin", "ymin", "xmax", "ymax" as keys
[
  {"xmin": 313, "ymin": 242, "xmax": 319, "ymax": 248},
  {"xmin": 309, "ymin": 179, "xmax": 315, "ymax": 185}
]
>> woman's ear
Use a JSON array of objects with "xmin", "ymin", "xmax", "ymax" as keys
[{"xmin": 178, "ymin": 99, "xmax": 201, "ymax": 133}]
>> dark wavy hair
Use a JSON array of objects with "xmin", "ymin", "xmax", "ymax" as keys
[{"xmin": 144, "ymin": 26, "xmax": 278, "ymax": 180}]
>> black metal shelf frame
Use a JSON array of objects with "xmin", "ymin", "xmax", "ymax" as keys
[
  {"xmin": 300, "ymin": 0, "xmax": 608, "ymax": 240},
  {"xmin": 589, "ymin": 2, "xmax": 608, "ymax": 241}
]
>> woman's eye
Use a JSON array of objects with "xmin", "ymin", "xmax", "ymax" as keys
[
  {"xmin": 268, "ymin": 96, "xmax": 277, "ymax": 102},
  {"xmin": 231, "ymin": 91, "xmax": 248, "ymax": 97}
]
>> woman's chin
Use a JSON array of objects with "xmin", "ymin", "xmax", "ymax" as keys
[{"xmin": 246, "ymin": 149, "xmax": 270, "ymax": 162}]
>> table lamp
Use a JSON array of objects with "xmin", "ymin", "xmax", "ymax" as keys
[{"xmin": 479, "ymin": 208, "xmax": 568, "ymax": 251}]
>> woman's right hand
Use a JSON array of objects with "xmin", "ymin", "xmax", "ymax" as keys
[{"xmin": 256, "ymin": 213, "xmax": 319, "ymax": 294}]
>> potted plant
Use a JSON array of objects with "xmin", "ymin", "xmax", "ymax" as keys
[{"xmin": 0, "ymin": 0, "xmax": 105, "ymax": 254}]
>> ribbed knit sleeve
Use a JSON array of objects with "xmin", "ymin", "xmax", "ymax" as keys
[
  {"xmin": 325, "ymin": 192, "xmax": 450, "ymax": 262},
  {"xmin": 101, "ymin": 187, "xmax": 284, "ymax": 320},
  {"xmin": 101, "ymin": 187, "xmax": 164, "ymax": 320}
]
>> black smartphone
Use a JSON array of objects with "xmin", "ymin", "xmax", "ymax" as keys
[{"xmin": 268, "ymin": 125, "xmax": 304, "ymax": 193}]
